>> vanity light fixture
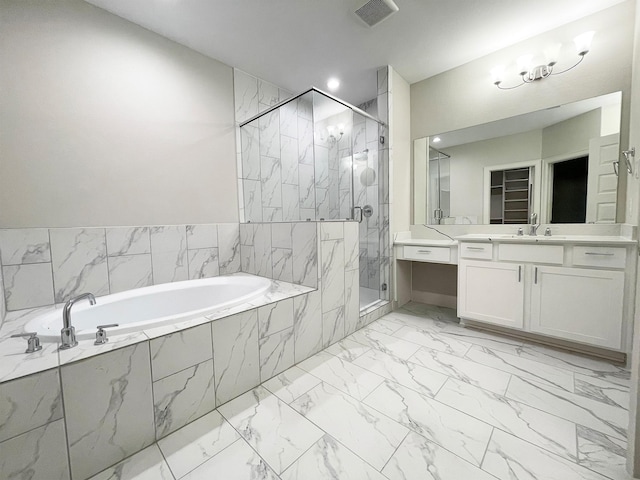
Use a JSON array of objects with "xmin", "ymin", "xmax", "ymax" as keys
[
  {"xmin": 326, "ymin": 123, "xmax": 344, "ymax": 145},
  {"xmin": 492, "ymin": 31, "xmax": 595, "ymax": 90}
]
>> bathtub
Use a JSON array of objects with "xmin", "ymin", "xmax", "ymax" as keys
[{"xmin": 26, "ymin": 275, "xmax": 272, "ymax": 342}]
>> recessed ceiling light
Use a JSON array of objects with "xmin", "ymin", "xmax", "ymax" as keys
[
  {"xmin": 432, "ymin": 136, "xmax": 441, "ymax": 143},
  {"xmin": 327, "ymin": 78, "xmax": 340, "ymax": 91}
]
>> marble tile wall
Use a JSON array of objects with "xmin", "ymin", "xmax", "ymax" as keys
[
  {"xmin": 0, "ymin": 224, "xmax": 241, "ymax": 311},
  {"xmin": 0, "ymin": 267, "xmax": 5, "ymax": 327}
]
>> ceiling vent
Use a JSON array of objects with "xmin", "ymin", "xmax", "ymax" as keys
[{"xmin": 354, "ymin": 0, "xmax": 399, "ymax": 27}]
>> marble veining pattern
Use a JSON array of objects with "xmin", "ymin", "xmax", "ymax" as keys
[{"xmin": 63, "ymin": 302, "xmax": 635, "ymax": 480}]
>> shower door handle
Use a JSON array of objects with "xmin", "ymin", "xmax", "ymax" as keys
[{"xmin": 353, "ymin": 206, "xmax": 363, "ymax": 223}]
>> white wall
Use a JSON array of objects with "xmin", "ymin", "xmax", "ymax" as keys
[
  {"xmin": 541, "ymin": 109, "xmax": 601, "ymax": 158},
  {"xmin": 410, "ymin": 2, "xmax": 634, "ymax": 158},
  {"xmin": 0, "ymin": 0, "xmax": 238, "ymax": 228},
  {"xmin": 391, "ymin": 69, "xmax": 412, "ymax": 235}
]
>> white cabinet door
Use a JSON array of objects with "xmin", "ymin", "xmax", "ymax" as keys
[
  {"xmin": 530, "ymin": 266, "xmax": 624, "ymax": 349},
  {"xmin": 458, "ymin": 260, "xmax": 524, "ymax": 329}
]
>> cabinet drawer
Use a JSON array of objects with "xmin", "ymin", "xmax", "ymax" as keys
[
  {"xmin": 498, "ymin": 243, "xmax": 563, "ymax": 264},
  {"xmin": 572, "ymin": 246, "xmax": 626, "ymax": 269},
  {"xmin": 459, "ymin": 242, "xmax": 492, "ymax": 260},
  {"xmin": 403, "ymin": 245, "xmax": 450, "ymax": 263}
]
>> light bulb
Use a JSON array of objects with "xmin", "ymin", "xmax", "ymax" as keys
[
  {"xmin": 490, "ymin": 66, "xmax": 505, "ymax": 85},
  {"xmin": 544, "ymin": 43, "xmax": 562, "ymax": 66},
  {"xmin": 574, "ymin": 31, "xmax": 595, "ymax": 56},
  {"xmin": 432, "ymin": 136, "xmax": 441, "ymax": 143},
  {"xmin": 517, "ymin": 55, "xmax": 533, "ymax": 76},
  {"xmin": 327, "ymin": 78, "xmax": 340, "ymax": 91}
]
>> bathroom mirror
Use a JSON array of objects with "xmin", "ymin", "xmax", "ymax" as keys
[{"xmin": 413, "ymin": 91, "xmax": 623, "ymax": 225}]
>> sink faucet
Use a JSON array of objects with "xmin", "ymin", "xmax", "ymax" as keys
[
  {"xmin": 60, "ymin": 293, "xmax": 96, "ymax": 349},
  {"xmin": 529, "ymin": 212, "xmax": 539, "ymax": 236}
]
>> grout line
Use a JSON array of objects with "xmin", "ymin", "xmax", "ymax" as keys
[
  {"xmin": 479, "ymin": 427, "xmax": 495, "ymax": 470},
  {"xmin": 379, "ymin": 430, "xmax": 409, "ymax": 473}
]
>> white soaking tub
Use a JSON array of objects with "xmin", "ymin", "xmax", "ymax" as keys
[{"xmin": 26, "ymin": 274, "xmax": 272, "ymax": 341}]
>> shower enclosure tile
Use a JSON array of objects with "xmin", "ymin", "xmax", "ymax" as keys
[
  {"xmin": 297, "ymin": 96, "xmax": 313, "ymax": 120},
  {"xmin": 186, "ymin": 225, "xmax": 218, "ymax": 250},
  {"xmin": 280, "ymin": 135, "xmax": 299, "ymax": 185},
  {"xmin": 233, "ymin": 69, "xmax": 258, "ymax": 124},
  {"xmin": 298, "ymin": 164, "xmax": 316, "ymax": 209},
  {"xmin": 321, "ymin": 239, "xmax": 344, "ymax": 312},
  {"xmin": 260, "ymin": 326, "xmax": 295, "ymax": 380},
  {"xmin": 320, "ymin": 221, "xmax": 344, "ymax": 241},
  {"xmin": 61, "ymin": 342, "xmax": 155, "ymax": 480},
  {"xmin": 105, "ymin": 227, "xmax": 150, "ymax": 256},
  {"xmin": 0, "ymin": 368, "xmax": 62, "ymax": 443},
  {"xmin": 0, "ymin": 228, "xmax": 50, "ymax": 265},
  {"xmin": 50, "ymin": 228, "xmax": 109, "ymax": 303},
  {"xmin": 297, "ymin": 117, "xmax": 314, "ymax": 165},
  {"xmin": 271, "ymin": 223, "xmax": 292, "ymax": 249},
  {"xmin": 315, "ymin": 188, "xmax": 330, "ymax": 219},
  {"xmin": 242, "ymin": 178, "xmax": 263, "ymax": 223},
  {"xmin": 0, "ymin": 419, "xmax": 70, "ymax": 480},
  {"xmin": 314, "ymin": 146, "xmax": 329, "ymax": 189},
  {"xmin": 260, "ymin": 156, "xmax": 283, "ymax": 208},
  {"xmin": 212, "ymin": 310, "xmax": 260, "ymax": 405},
  {"xmin": 271, "ymin": 247, "xmax": 293, "ymax": 283},
  {"xmin": 2, "ymin": 263, "xmax": 54, "ymax": 310},
  {"xmin": 293, "ymin": 290, "xmax": 323, "ymax": 362},
  {"xmin": 240, "ymin": 124, "xmax": 260, "ymax": 180},
  {"xmin": 150, "ymin": 226, "xmax": 188, "ymax": 285},
  {"xmin": 258, "ymin": 110, "xmax": 281, "ymax": 159},
  {"xmin": 291, "ymin": 222, "xmax": 317, "ymax": 287},
  {"xmin": 150, "ymin": 323, "xmax": 213, "ymax": 381},
  {"xmin": 187, "ymin": 248, "xmax": 219, "ymax": 279},
  {"xmin": 217, "ymin": 224, "xmax": 241, "ymax": 275},
  {"xmin": 279, "ymin": 101, "xmax": 298, "ymax": 138},
  {"xmin": 157, "ymin": 410, "xmax": 239, "ymax": 479},
  {"xmin": 344, "ymin": 269, "xmax": 359, "ymax": 336},
  {"xmin": 258, "ymin": 79, "xmax": 280, "ymax": 110},
  {"xmin": 323, "ymin": 306, "xmax": 345, "ymax": 348},
  {"xmin": 343, "ymin": 222, "xmax": 359, "ymax": 271},
  {"xmin": 282, "ymin": 185, "xmax": 301, "ymax": 221},
  {"xmin": 107, "ymin": 254, "xmax": 153, "ymax": 294},
  {"xmin": 153, "ymin": 359, "xmax": 216, "ymax": 439}
]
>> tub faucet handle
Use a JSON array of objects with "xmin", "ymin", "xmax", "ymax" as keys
[
  {"xmin": 94, "ymin": 324, "xmax": 119, "ymax": 346},
  {"xmin": 11, "ymin": 332, "xmax": 43, "ymax": 354}
]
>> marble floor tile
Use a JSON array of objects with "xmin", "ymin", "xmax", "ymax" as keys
[
  {"xmin": 353, "ymin": 348, "xmax": 448, "ymax": 398},
  {"xmin": 297, "ymin": 351, "xmax": 385, "ymax": 400},
  {"xmin": 435, "ymin": 377, "xmax": 577, "ymax": 461},
  {"xmin": 506, "ymin": 376, "xmax": 628, "ymax": 441},
  {"xmin": 324, "ymin": 336, "xmax": 371, "ymax": 361},
  {"xmin": 291, "ymin": 382, "xmax": 408, "ymax": 470},
  {"xmin": 382, "ymin": 431, "xmax": 497, "ymax": 480},
  {"xmin": 577, "ymin": 425, "xmax": 629, "ymax": 480},
  {"xmin": 347, "ymin": 327, "xmax": 421, "ymax": 360},
  {"xmin": 408, "ymin": 346, "xmax": 511, "ymax": 395},
  {"xmin": 364, "ymin": 380, "xmax": 493, "ymax": 466},
  {"xmin": 180, "ymin": 438, "xmax": 280, "ymax": 480},
  {"xmin": 482, "ymin": 429, "xmax": 611, "ymax": 480},
  {"xmin": 157, "ymin": 410, "xmax": 239, "ymax": 479},
  {"xmin": 384, "ymin": 310, "xmax": 453, "ymax": 332},
  {"xmin": 218, "ymin": 386, "xmax": 323, "ymax": 474},
  {"xmin": 516, "ymin": 343, "xmax": 631, "ymax": 387},
  {"xmin": 392, "ymin": 324, "xmax": 473, "ymax": 356},
  {"xmin": 366, "ymin": 318, "xmax": 404, "ymax": 335},
  {"xmin": 465, "ymin": 344, "xmax": 575, "ymax": 391},
  {"xmin": 574, "ymin": 374, "xmax": 630, "ymax": 410},
  {"xmin": 438, "ymin": 325, "xmax": 524, "ymax": 355},
  {"xmin": 281, "ymin": 434, "xmax": 387, "ymax": 480},
  {"xmin": 262, "ymin": 365, "xmax": 322, "ymax": 404},
  {"xmin": 88, "ymin": 444, "xmax": 174, "ymax": 480}
]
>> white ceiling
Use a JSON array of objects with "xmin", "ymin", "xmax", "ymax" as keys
[{"xmin": 84, "ymin": 0, "xmax": 627, "ymax": 106}]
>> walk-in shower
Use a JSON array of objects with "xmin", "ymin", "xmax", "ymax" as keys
[
  {"xmin": 428, "ymin": 147, "xmax": 451, "ymax": 225},
  {"xmin": 238, "ymin": 87, "xmax": 389, "ymax": 311}
]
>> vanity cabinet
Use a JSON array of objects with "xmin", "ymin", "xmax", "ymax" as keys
[
  {"xmin": 456, "ymin": 239, "xmax": 632, "ymax": 352},
  {"xmin": 458, "ymin": 260, "xmax": 524, "ymax": 329},
  {"xmin": 530, "ymin": 265, "xmax": 624, "ymax": 349}
]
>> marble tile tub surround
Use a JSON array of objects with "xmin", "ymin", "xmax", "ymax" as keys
[
  {"xmin": 53, "ymin": 301, "xmax": 631, "ymax": 480},
  {"xmin": 0, "ymin": 224, "xmax": 242, "ymax": 312}
]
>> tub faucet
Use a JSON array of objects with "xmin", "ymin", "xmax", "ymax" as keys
[
  {"xmin": 529, "ymin": 213, "xmax": 539, "ymax": 236},
  {"xmin": 60, "ymin": 293, "xmax": 96, "ymax": 350}
]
